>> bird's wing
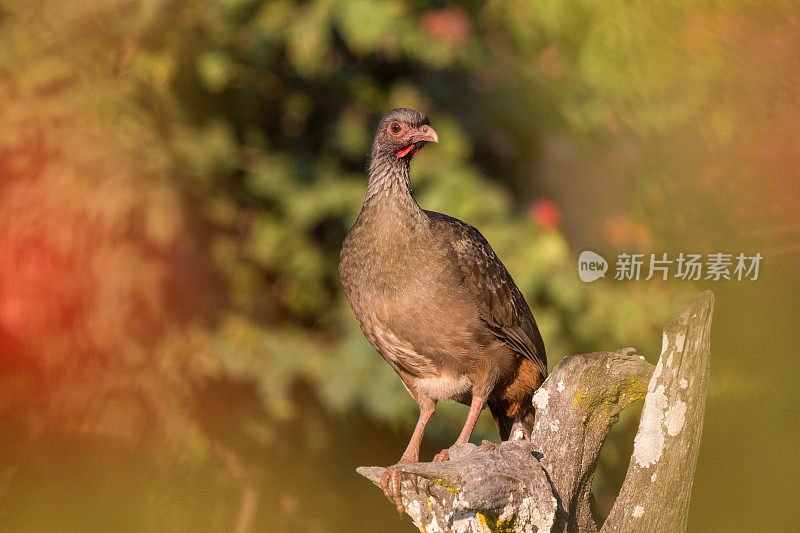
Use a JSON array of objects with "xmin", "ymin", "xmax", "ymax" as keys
[{"xmin": 425, "ymin": 211, "xmax": 548, "ymax": 377}]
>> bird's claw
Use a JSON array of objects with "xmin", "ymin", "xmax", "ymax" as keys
[
  {"xmin": 380, "ymin": 466, "xmax": 405, "ymax": 514},
  {"xmin": 411, "ymin": 471, "xmax": 423, "ymax": 493},
  {"xmin": 432, "ymin": 448, "xmax": 450, "ymax": 462},
  {"xmin": 381, "ymin": 451, "xmax": 450, "ymax": 514},
  {"xmin": 381, "ymin": 464, "xmax": 433, "ymax": 514},
  {"xmin": 419, "ymin": 476, "xmax": 431, "ymax": 497}
]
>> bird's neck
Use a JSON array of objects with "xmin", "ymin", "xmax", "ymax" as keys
[{"xmin": 364, "ymin": 154, "xmax": 422, "ymax": 216}]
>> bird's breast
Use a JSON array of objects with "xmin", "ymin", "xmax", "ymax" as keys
[
  {"xmin": 340, "ymin": 213, "xmax": 445, "ymax": 298},
  {"xmin": 339, "ymin": 210, "xmax": 486, "ymax": 384}
]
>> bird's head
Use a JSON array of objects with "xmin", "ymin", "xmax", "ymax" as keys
[{"xmin": 371, "ymin": 108, "xmax": 438, "ymax": 162}]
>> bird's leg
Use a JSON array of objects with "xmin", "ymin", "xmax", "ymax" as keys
[
  {"xmin": 432, "ymin": 395, "xmax": 486, "ymax": 462},
  {"xmin": 381, "ymin": 403, "xmax": 435, "ymax": 514}
]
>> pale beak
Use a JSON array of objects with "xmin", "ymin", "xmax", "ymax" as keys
[{"xmin": 411, "ymin": 125, "xmax": 438, "ymax": 143}]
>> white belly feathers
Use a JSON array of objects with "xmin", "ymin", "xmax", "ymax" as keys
[{"xmin": 413, "ymin": 374, "xmax": 472, "ymax": 400}]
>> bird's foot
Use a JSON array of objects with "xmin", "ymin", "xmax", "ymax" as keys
[
  {"xmin": 381, "ymin": 459, "xmax": 435, "ymax": 514},
  {"xmin": 381, "ymin": 464, "xmax": 410, "ymax": 514},
  {"xmin": 432, "ymin": 448, "xmax": 450, "ymax": 462}
]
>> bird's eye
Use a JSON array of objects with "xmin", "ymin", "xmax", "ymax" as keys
[{"xmin": 390, "ymin": 122, "xmax": 402, "ymax": 134}]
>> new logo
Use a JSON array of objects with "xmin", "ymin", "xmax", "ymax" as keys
[{"xmin": 578, "ymin": 251, "xmax": 608, "ymax": 282}]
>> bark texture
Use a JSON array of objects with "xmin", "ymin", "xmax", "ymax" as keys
[{"xmin": 358, "ymin": 291, "xmax": 713, "ymax": 532}]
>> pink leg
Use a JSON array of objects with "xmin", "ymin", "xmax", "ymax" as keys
[
  {"xmin": 381, "ymin": 406, "xmax": 435, "ymax": 513},
  {"xmin": 455, "ymin": 395, "xmax": 486, "ymax": 444},
  {"xmin": 433, "ymin": 396, "xmax": 486, "ymax": 462},
  {"xmin": 399, "ymin": 407, "xmax": 435, "ymax": 462}
]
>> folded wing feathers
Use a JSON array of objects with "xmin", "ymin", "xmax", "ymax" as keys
[{"xmin": 427, "ymin": 211, "xmax": 548, "ymax": 377}]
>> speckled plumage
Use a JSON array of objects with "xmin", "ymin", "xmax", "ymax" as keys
[{"xmin": 339, "ymin": 109, "xmax": 547, "ymax": 480}]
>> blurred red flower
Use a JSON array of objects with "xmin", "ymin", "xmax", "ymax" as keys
[
  {"xmin": 420, "ymin": 7, "xmax": 472, "ymax": 45},
  {"xmin": 530, "ymin": 199, "xmax": 561, "ymax": 230}
]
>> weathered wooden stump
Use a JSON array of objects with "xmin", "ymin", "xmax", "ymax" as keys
[{"xmin": 358, "ymin": 291, "xmax": 713, "ymax": 532}]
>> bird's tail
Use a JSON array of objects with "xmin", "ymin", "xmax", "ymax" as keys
[{"xmin": 489, "ymin": 404, "xmax": 536, "ymax": 441}]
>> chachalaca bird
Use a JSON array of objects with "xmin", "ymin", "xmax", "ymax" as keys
[{"xmin": 339, "ymin": 108, "xmax": 547, "ymax": 512}]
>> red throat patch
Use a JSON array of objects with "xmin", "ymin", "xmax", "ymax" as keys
[{"xmin": 395, "ymin": 144, "xmax": 415, "ymax": 158}]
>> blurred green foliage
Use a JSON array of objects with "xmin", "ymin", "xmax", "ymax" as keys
[
  {"xmin": 3, "ymin": 0, "xmax": 798, "ymax": 530},
  {"xmin": 0, "ymin": 0, "xmax": 688, "ymax": 441}
]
